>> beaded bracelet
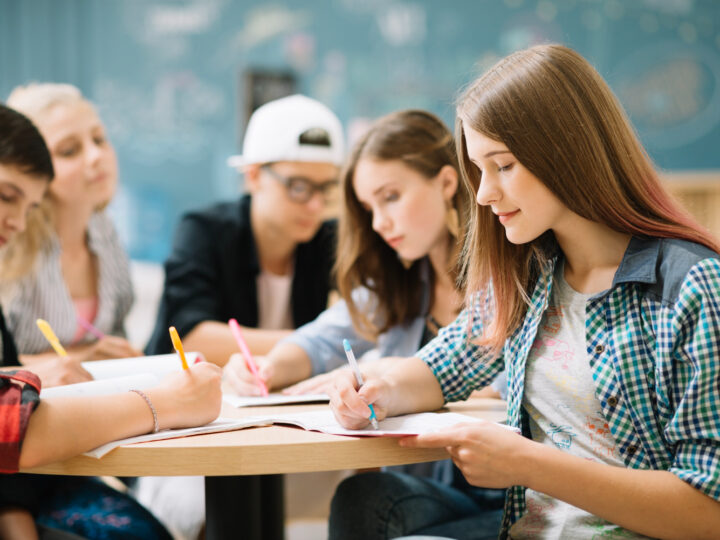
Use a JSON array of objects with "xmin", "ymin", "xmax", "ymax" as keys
[{"xmin": 130, "ymin": 389, "xmax": 159, "ymax": 433}]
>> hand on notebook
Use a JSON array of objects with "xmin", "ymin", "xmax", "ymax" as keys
[
  {"xmin": 27, "ymin": 356, "xmax": 93, "ymax": 388},
  {"xmin": 223, "ymin": 352, "xmax": 271, "ymax": 396},
  {"xmin": 328, "ymin": 369, "xmax": 390, "ymax": 430},
  {"xmin": 148, "ymin": 362, "xmax": 223, "ymax": 430}
]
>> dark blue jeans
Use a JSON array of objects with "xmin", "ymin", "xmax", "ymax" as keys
[{"xmin": 329, "ymin": 471, "xmax": 505, "ymax": 540}]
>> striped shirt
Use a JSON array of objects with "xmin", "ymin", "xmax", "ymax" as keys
[
  {"xmin": 417, "ymin": 236, "xmax": 720, "ymax": 538},
  {"xmin": 1, "ymin": 212, "xmax": 134, "ymax": 354}
]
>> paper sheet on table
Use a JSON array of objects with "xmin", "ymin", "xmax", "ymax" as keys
[
  {"xmin": 243, "ymin": 409, "xmax": 517, "ymax": 437},
  {"xmin": 82, "ymin": 353, "xmax": 201, "ymax": 380},
  {"xmin": 84, "ymin": 417, "xmax": 272, "ymax": 458},
  {"xmin": 40, "ymin": 373, "xmax": 160, "ymax": 398},
  {"xmin": 223, "ymin": 392, "xmax": 329, "ymax": 408}
]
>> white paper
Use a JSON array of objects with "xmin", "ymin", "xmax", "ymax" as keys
[
  {"xmin": 82, "ymin": 353, "xmax": 201, "ymax": 380},
  {"xmin": 84, "ymin": 417, "xmax": 272, "ymax": 458},
  {"xmin": 40, "ymin": 373, "xmax": 160, "ymax": 398},
  {"xmin": 243, "ymin": 410, "xmax": 517, "ymax": 437},
  {"xmin": 223, "ymin": 392, "xmax": 329, "ymax": 408}
]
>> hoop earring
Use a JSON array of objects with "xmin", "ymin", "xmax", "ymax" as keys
[{"xmin": 446, "ymin": 206, "xmax": 460, "ymax": 238}]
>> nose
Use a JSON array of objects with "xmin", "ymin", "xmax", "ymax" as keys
[
  {"xmin": 85, "ymin": 139, "xmax": 103, "ymax": 167},
  {"xmin": 5, "ymin": 206, "xmax": 27, "ymax": 233},
  {"xmin": 371, "ymin": 208, "xmax": 391, "ymax": 234},
  {"xmin": 475, "ymin": 172, "xmax": 500, "ymax": 207},
  {"xmin": 304, "ymin": 189, "xmax": 325, "ymax": 213}
]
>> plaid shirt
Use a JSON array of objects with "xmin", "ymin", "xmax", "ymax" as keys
[
  {"xmin": 0, "ymin": 370, "xmax": 40, "ymax": 473},
  {"xmin": 418, "ymin": 236, "xmax": 720, "ymax": 538}
]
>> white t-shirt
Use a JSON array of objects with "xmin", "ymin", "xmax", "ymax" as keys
[
  {"xmin": 256, "ymin": 269, "xmax": 294, "ymax": 330},
  {"xmin": 510, "ymin": 263, "xmax": 651, "ymax": 540}
]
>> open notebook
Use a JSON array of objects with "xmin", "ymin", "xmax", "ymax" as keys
[{"xmin": 84, "ymin": 409, "xmax": 515, "ymax": 458}]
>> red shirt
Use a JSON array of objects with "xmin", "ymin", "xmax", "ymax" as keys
[{"xmin": 0, "ymin": 370, "xmax": 40, "ymax": 473}]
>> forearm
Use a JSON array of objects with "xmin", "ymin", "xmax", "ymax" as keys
[
  {"xmin": 184, "ymin": 321, "xmax": 291, "ymax": 366},
  {"xmin": 20, "ymin": 392, "xmax": 155, "ymax": 469},
  {"xmin": 383, "ymin": 356, "xmax": 445, "ymax": 416},
  {"xmin": 522, "ymin": 442, "xmax": 720, "ymax": 539},
  {"xmin": 264, "ymin": 342, "xmax": 313, "ymax": 390}
]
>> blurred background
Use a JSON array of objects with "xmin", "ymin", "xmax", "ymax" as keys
[{"xmin": 2, "ymin": 0, "xmax": 719, "ymax": 263}]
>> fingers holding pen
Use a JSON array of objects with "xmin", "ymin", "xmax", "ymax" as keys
[{"xmin": 329, "ymin": 369, "xmax": 388, "ymax": 429}]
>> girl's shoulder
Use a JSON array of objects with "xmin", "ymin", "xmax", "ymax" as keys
[{"xmin": 650, "ymin": 237, "xmax": 719, "ymax": 306}]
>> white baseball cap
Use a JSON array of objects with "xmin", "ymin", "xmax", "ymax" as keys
[{"xmin": 227, "ymin": 94, "xmax": 345, "ymax": 169}]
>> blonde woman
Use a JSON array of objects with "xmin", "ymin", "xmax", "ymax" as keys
[{"xmin": 4, "ymin": 84, "xmax": 139, "ymax": 386}]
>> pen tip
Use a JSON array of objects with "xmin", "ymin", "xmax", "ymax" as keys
[{"xmin": 371, "ymin": 418, "xmax": 379, "ymax": 430}]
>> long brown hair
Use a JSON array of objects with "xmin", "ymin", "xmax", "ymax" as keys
[
  {"xmin": 456, "ymin": 44, "xmax": 720, "ymax": 351},
  {"xmin": 337, "ymin": 110, "xmax": 469, "ymax": 340}
]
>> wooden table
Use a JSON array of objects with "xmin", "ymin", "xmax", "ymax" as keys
[{"xmin": 24, "ymin": 398, "xmax": 507, "ymax": 540}]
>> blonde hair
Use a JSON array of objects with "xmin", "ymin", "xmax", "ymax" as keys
[{"xmin": 1, "ymin": 83, "xmax": 90, "ymax": 282}]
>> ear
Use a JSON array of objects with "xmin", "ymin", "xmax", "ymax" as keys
[
  {"xmin": 438, "ymin": 165, "xmax": 459, "ymax": 202},
  {"xmin": 244, "ymin": 164, "xmax": 262, "ymax": 194}
]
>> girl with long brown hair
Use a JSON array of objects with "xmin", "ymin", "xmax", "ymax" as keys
[
  {"xmin": 329, "ymin": 44, "xmax": 720, "ymax": 539},
  {"xmin": 224, "ymin": 109, "xmax": 507, "ymax": 538}
]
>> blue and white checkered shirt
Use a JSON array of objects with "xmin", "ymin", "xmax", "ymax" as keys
[{"xmin": 417, "ymin": 236, "xmax": 720, "ymax": 538}]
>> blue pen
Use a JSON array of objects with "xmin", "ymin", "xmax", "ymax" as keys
[{"xmin": 342, "ymin": 339, "xmax": 379, "ymax": 430}]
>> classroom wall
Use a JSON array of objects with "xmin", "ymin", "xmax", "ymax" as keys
[{"xmin": 1, "ymin": 0, "xmax": 719, "ymax": 261}]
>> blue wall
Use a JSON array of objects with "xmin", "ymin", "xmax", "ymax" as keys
[{"xmin": 2, "ymin": 0, "xmax": 719, "ymax": 261}]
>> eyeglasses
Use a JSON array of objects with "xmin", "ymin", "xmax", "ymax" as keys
[{"xmin": 262, "ymin": 165, "xmax": 339, "ymax": 204}]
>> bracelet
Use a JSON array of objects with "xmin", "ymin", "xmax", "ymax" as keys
[{"xmin": 130, "ymin": 389, "xmax": 159, "ymax": 433}]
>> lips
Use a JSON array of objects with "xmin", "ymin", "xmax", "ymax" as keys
[
  {"xmin": 496, "ymin": 210, "xmax": 519, "ymax": 225},
  {"xmin": 385, "ymin": 236, "xmax": 403, "ymax": 248}
]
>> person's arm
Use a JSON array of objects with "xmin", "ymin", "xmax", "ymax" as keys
[
  {"xmin": 223, "ymin": 297, "xmax": 376, "ymax": 395},
  {"xmin": 184, "ymin": 321, "xmax": 290, "ymax": 366},
  {"xmin": 329, "ymin": 304, "xmax": 504, "ymax": 428},
  {"xmin": 18, "ymin": 362, "xmax": 222, "ymax": 469},
  {"xmin": 401, "ymin": 423, "xmax": 720, "ymax": 540}
]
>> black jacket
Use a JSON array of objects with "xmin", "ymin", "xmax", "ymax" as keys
[
  {"xmin": 145, "ymin": 195, "xmax": 336, "ymax": 354},
  {"xmin": 0, "ymin": 305, "xmax": 19, "ymax": 367}
]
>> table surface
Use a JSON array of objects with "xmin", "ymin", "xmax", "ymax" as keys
[{"xmin": 23, "ymin": 398, "xmax": 507, "ymax": 477}]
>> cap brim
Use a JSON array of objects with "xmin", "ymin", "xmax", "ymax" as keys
[{"xmin": 227, "ymin": 155, "xmax": 246, "ymax": 169}]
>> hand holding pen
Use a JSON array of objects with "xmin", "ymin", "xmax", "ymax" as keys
[{"xmin": 328, "ymin": 340, "xmax": 388, "ymax": 430}]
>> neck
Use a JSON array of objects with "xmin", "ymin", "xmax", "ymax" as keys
[
  {"xmin": 53, "ymin": 201, "xmax": 95, "ymax": 252},
  {"xmin": 427, "ymin": 232, "xmax": 455, "ymax": 288},
  {"xmin": 554, "ymin": 215, "xmax": 631, "ymax": 293},
  {"xmin": 250, "ymin": 206, "xmax": 296, "ymax": 276}
]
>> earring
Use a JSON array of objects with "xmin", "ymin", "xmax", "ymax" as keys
[{"xmin": 446, "ymin": 205, "xmax": 460, "ymax": 238}]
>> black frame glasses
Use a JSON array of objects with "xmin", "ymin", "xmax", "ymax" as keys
[{"xmin": 262, "ymin": 165, "xmax": 339, "ymax": 204}]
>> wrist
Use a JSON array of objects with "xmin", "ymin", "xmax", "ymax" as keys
[
  {"xmin": 144, "ymin": 389, "xmax": 176, "ymax": 431},
  {"xmin": 516, "ymin": 438, "xmax": 553, "ymax": 489}
]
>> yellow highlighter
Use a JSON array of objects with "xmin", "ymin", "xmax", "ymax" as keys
[
  {"xmin": 36, "ymin": 318, "xmax": 68, "ymax": 357},
  {"xmin": 168, "ymin": 326, "xmax": 189, "ymax": 370}
]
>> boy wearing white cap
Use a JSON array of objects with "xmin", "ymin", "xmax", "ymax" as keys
[{"xmin": 146, "ymin": 95, "xmax": 344, "ymax": 366}]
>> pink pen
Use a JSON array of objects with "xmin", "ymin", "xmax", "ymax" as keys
[
  {"xmin": 228, "ymin": 318, "xmax": 269, "ymax": 396},
  {"xmin": 77, "ymin": 316, "xmax": 105, "ymax": 340}
]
